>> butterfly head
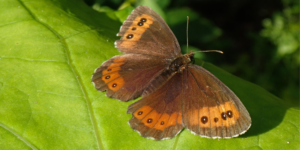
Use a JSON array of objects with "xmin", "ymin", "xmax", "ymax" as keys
[{"xmin": 186, "ymin": 52, "xmax": 195, "ymax": 64}]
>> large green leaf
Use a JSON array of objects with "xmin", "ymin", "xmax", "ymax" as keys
[{"xmin": 0, "ymin": 1, "xmax": 299, "ymax": 149}]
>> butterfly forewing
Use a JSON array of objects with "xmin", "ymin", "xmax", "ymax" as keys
[{"xmin": 116, "ymin": 6, "xmax": 181, "ymax": 58}]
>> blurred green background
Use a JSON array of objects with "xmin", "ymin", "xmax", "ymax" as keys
[{"xmin": 84, "ymin": 0, "xmax": 299, "ymax": 106}]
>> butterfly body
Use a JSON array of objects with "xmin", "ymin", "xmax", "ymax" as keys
[
  {"xmin": 167, "ymin": 53, "xmax": 193, "ymax": 73},
  {"xmin": 92, "ymin": 6, "xmax": 251, "ymax": 140}
]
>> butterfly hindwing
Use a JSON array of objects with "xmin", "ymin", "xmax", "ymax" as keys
[
  {"xmin": 116, "ymin": 6, "xmax": 181, "ymax": 58},
  {"xmin": 182, "ymin": 65, "xmax": 251, "ymax": 138},
  {"xmin": 127, "ymin": 73, "xmax": 184, "ymax": 140},
  {"xmin": 92, "ymin": 54, "xmax": 166, "ymax": 101}
]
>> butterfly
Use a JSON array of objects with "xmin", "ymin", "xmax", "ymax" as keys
[{"xmin": 92, "ymin": 6, "xmax": 251, "ymax": 140}]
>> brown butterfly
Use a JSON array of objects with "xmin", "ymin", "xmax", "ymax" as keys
[{"xmin": 92, "ymin": 6, "xmax": 251, "ymax": 140}]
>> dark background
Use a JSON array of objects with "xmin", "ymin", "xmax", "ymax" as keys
[{"xmin": 84, "ymin": 0, "xmax": 299, "ymax": 106}]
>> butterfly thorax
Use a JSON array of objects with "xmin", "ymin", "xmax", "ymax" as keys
[{"xmin": 168, "ymin": 53, "xmax": 194, "ymax": 73}]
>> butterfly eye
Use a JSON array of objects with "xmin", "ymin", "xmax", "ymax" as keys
[
  {"xmin": 160, "ymin": 121, "xmax": 164, "ymax": 125},
  {"xmin": 140, "ymin": 18, "xmax": 147, "ymax": 22},
  {"xmin": 112, "ymin": 83, "xmax": 117, "ymax": 87},
  {"xmin": 105, "ymin": 75, "xmax": 110, "ymax": 79},
  {"xmin": 132, "ymin": 27, "xmax": 137, "ymax": 30}
]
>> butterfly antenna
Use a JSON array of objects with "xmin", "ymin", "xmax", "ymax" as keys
[
  {"xmin": 186, "ymin": 16, "xmax": 223, "ymax": 55},
  {"xmin": 186, "ymin": 16, "xmax": 189, "ymax": 53},
  {"xmin": 192, "ymin": 50, "xmax": 224, "ymax": 54}
]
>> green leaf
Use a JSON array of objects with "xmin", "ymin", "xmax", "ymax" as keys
[{"xmin": 0, "ymin": 1, "xmax": 299, "ymax": 149}]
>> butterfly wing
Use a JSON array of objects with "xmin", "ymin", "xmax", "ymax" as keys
[
  {"xmin": 182, "ymin": 65, "xmax": 251, "ymax": 138},
  {"xmin": 92, "ymin": 54, "xmax": 167, "ymax": 101},
  {"xmin": 115, "ymin": 6, "xmax": 181, "ymax": 58},
  {"xmin": 127, "ymin": 72, "xmax": 184, "ymax": 140}
]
